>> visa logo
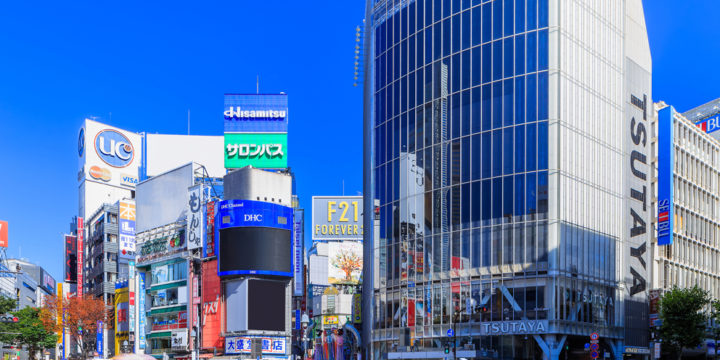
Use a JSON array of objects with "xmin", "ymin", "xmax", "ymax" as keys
[
  {"xmin": 697, "ymin": 115, "xmax": 720, "ymax": 134},
  {"xmin": 244, "ymin": 214, "xmax": 263, "ymax": 222},
  {"xmin": 121, "ymin": 174, "xmax": 139, "ymax": 186}
]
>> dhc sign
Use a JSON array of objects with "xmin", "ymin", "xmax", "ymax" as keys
[{"xmin": 95, "ymin": 129, "xmax": 134, "ymax": 168}]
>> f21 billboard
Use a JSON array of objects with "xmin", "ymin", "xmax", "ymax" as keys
[
  {"xmin": 217, "ymin": 199, "xmax": 293, "ymax": 277},
  {"xmin": 312, "ymin": 196, "xmax": 364, "ymax": 240}
]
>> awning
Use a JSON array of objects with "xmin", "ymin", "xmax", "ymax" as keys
[
  {"xmin": 150, "ymin": 280, "xmax": 187, "ymax": 292},
  {"xmin": 148, "ymin": 305, "xmax": 186, "ymax": 316},
  {"xmin": 146, "ymin": 331, "xmax": 171, "ymax": 339}
]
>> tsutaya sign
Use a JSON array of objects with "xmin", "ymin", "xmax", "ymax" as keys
[{"xmin": 479, "ymin": 320, "xmax": 548, "ymax": 336}]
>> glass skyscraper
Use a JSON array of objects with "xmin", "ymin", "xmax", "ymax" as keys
[{"xmin": 362, "ymin": 0, "xmax": 653, "ymax": 359}]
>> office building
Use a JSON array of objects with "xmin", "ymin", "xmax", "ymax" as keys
[{"xmin": 362, "ymin": 0, "xmax": 652, "ymax": 359}]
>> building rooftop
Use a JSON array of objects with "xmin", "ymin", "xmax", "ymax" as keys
[{"xmin": 682, "ymin": 97, "xmax": 720, "ymax": 122}]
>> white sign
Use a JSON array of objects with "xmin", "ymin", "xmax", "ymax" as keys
[
  {"xmin": 171, "ymin": 330, "xmax": 188, "ymax": 350},
  {"xmin": 479, "ymin": 320, "xmax": 548, "ymax": 335},
  {"xmin": 225, "ymin": 336, "xmax": 286, "ymax": 355},
  {"xmin": 224, "ymin": 107, "xmax": 286, "ymax": 119},
  {"xmin": 186, "ymin": 185, "xmax": 204, "ymax": 250}
]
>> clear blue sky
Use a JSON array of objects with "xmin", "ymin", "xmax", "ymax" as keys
[{"xmin": 0, "ymin": 1, "xmax": 716, "ymax": 283}]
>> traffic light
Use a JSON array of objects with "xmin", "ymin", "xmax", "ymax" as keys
[
  {"xmin": 444, "ymin": 343, "xmax": 450, "ymax": 354},
  {"xmin": 0, "ymin": 314, "xmax": 18, "ymax": 323}
]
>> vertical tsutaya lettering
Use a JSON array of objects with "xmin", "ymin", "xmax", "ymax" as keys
[
  {"xmin": 630, "ymin": 151, "xmax": 647, "ymax": 180},
  {"xmin": 630, "ymin": 117, "xmax": 647, "ymax": 146},
  {"xmin": 631, "ymin": 186, "xmax": 647, "ymax": 211},
  {"xmin": 630, "ymin": 267, "xmax": 647, "ymax": 295},
  {"xmin": 629, "ymin": 208, "xmax": 646, "ymax": 237},
  {"xmin": 628, "ymin": 93, "xmax": 648, "ymax": 299},
  {"xmin": 630, "ymin": 242, "xmax": 647, "ymax": 269}
]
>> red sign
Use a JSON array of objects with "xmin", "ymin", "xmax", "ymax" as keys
[
  {"xmin": 205, "ymin": 202, "xmax": 216, "ymax": 257},
  {"xmin": 201, "ymin": 260, "xmax": 223, "ymax": 351},
  {"xmin": 77, "ymin": 217, "xmax": 84, "ymax": 297},
  {"xmin": 0, "ymin": 221, "xmax": 8, "ymax": 248},
  {"xmin": 64, "ymin": 235, "xmax": 77, "ymax": 282}
]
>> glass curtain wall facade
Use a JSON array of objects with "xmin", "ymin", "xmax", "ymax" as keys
[{"xmin": 364, "ymin": 0, "xmax": 652, "ymax": 359}]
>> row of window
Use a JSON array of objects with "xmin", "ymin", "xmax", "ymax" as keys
[
  {"xmin": 151, "ymin": 261, "xmax": 187, "ymax": 285},
  {"xmin": 675, "ymin": 145, "xmax": 719, "ymax": 195},
  {"xmin": 377, "ymin": 221, "xmax": 549, "ymax": 286},
  {"xmin": 661, "ymin": 261, "xmax": 720, "ymax": 302},
  {"xmin": 662, "ymin": 231, "xmax": 720, "ymax": 275},
  {"xmin": 377, "ymin": 172, "xmax": 548, "ymax": 237},
  {"xmin": 374, "ymin": 282, "xmax": 547, "ymax": 330},
  {"xmin": 376, "ymin": 24, "xmax": 549, "ymax": 96},
  {"xmin": 374, "ymin": 0, "xmax": 549, "ymax": 56},
  {"xmin": 375, "ymin": 49, "xmax": 549, "ymax": 127}
]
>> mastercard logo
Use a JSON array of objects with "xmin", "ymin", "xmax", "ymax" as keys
[{"xmin": 89, "ymin": 166, "xmax": 112, "ymax": 182}]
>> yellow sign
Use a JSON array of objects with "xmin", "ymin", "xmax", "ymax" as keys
[
  {"xmin": 56, "ymin": 283, "xmax": 63, "ymax": 344},
  {"xmin": 114, "ymin": 284, "xmax": 129, "ymax": 354},
  {"xmin": 352, "ymin": 294, "xmax": 362, "ymax": 324},
  {"xmin": 323, "ymin": 316, "xmax": 339, "ymax": 326},
  {"xmin": 119, "ymin": 201, "xmax": 136, "ymax": 221}
]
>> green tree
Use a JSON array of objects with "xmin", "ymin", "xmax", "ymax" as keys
[
  {"xmin": 659, "ymin": 285, "xmax": 710, "ymax": 359},
  {"xmin": 709, "ymin": 300, "xmax": 720, "ymax": 360},
  {"xmin": 7, "ymin": 307, "xmax": 57, "ymax": 360}
]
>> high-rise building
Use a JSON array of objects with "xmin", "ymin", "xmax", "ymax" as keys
[{"xmin": 362, "ymin": 0, "xmax": 652, "ymax": 359}]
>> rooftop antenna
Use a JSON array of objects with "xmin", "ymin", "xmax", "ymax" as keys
[
  {"xmin": 342, "ymin": 180, "xmax": 345, "ymax": 196},
  {"xmin": 256, "ymin": 75, "xmax": 259, "ymax": 94},
  {"xmin": 187, "ymin": 109, "xmax": 191, "ymax": 135}
]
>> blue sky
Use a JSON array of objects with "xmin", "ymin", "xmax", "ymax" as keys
[{"xmin": 0, "ymin": 1, "xmax": 717, "ymax": 283}]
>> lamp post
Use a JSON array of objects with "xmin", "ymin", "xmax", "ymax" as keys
[{"xmin": 300, "ymin": 313, "xmax": 309, "ymax": 360}]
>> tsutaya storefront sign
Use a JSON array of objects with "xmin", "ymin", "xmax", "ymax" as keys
[
  {"xmin": 479, "ymin": 320, "xmax": 548, "ymax": 336},
  {"xmin": 224, "ymin": 133, "xmax": 287, "ymax": 169}
]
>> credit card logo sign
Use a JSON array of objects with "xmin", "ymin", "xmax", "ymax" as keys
[
  {"xmin": 94, "ymin": 129, "xmax": 134, "ymax": 168},
  {"xmin": 89, "ymin": 166, "xmax": 111, "ymax": 182}
]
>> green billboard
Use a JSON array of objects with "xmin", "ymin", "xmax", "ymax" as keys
[{"xmin": 224, "ymin": 133, "xmax": 287, "ymax": 169}]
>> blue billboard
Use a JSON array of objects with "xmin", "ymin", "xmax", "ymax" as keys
[
  {"xmin": 224, "ymin": 94, "xmax": 288, "ymax": 133},
  {"xmin": 657, "ymin": 106, "xmax": 675, "ymax": 246},
  {"xmin": 217, "ymin": 199, "xmax": 293, "ymax": 231},
  {"xmin": 217, "ymin": 200, "xmax": 293, "ymax": 277},
  {"xmin": 695, "ymin": 113, "xmax": 720, "ymax": 134}
]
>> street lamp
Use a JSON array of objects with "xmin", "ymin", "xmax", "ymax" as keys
[{"xmin": 300, "ymin": 314, "xmax": 309, "ymax": 360}]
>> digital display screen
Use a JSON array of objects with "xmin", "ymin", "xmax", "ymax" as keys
[{"xmin": 219, "ymin": 227, "xmax": 291, "ymax": 276}]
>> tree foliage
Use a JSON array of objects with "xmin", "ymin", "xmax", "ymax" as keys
[
  {"xmin": 8, "ymin": 307, "xmax": 57, "ymax": 360},
  {"xmin": 659, "ymin": 285, "xmax": 710, "ymax": 358},
  {"xmin": 40, "ymin": 295, "xmax": 107, "ymax": 359}
]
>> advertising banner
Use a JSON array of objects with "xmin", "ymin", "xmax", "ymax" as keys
[
  {"xmin": 40, "ymin": 270, "xmax": 55, "ymax": 294},
  {"xmin": 187, "ymin": 185, "xmax": 205, "ymax": 250},
  {"xmin": 171, "ymin": 329, "xmax": 188, "ymax": 350},
  {"xmin": 293, "ymin": 209, "xmax": 304, "ymax": 296},
  {"xmin": 64, "ymin": 235, "xmax": 77, "ymax": 283},
  {"xmin": 217, "ymin": 199, "xmax": 293, "ymax": 231},
  {"xmin": 119, "ymin": 200, "xmax": 136, "ymax": 257},
  {"xmin": 96, "ymin": 321, "xmax": 103, "ymax": 358},
  {"xmin": 0, "ymin": 220, "xmax": 7, "ymax": 248},
  {"xmin": 201, "ymin": 259, "xmax": 223, "ymax": 351},
  {"xmin": 624, "ymin": 60, "xmax": 651, "ymax": 348},
  {"xmin": 138, "ymin": 272, "xmax": 146, "ymax": 349},
  {"xmin": 114, "ymin": 281, "xmax": 129, "ymax": 354},
  {"xmin": 224, "ymin": 133, "xmax": 287, "ymax": 169},
  {"xmin": 695, "ymin": 113, "xmax": 720, "ymax": 134},
  {"xmin": 224, "ymin": 94, "xmax": 288, "ymax": 133},
  {"xmin": 352, "ymin": 293, "xmax": 362, "ymax": 324},
  {"xmin": 204, "ymin": 200, "xmax": 217, "ymax": 258},
  {"xmin": 79, "ymin": 120, "xmax": 141, "ymax": 188},
  {"xmin": 224, "ymin": 336, "xmax": 286, "ymax": 355},
  {"xmin": 77, "ymin": 217, "xmax": 84, "ymax": 297},
  {"xmin": 312, "ymin": 196, "xmax": 364, "ymax": 240},
  {"xmin": 327, "ymin": 241, "xmax": 363, "ymax": 284},
  {"xmin": 657, "ymin": 107, "xmax": 675, "ymax": 246}
]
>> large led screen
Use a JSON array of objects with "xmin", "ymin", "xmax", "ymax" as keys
[{"xmin": 218, "ymin": 227, "xmax": 291, "ymax": 276}]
